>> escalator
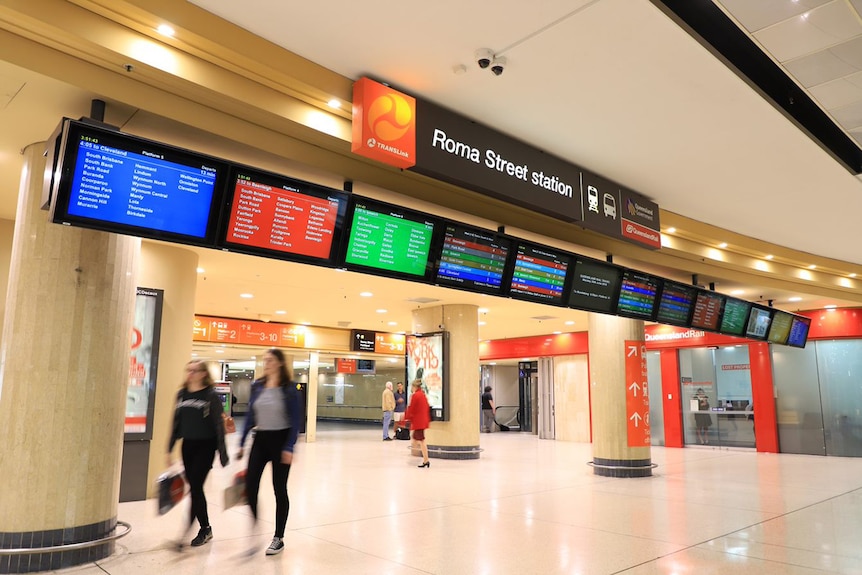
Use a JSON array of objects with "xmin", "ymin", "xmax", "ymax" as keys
[{"xmin": 494, "ymin": 405, "xmax": 520, "ymax": 432}]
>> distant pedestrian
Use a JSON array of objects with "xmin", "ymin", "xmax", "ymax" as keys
[
  {"xmin": 382, "ymin": 381, "xmax": 395, "ymax": 441},
  {"xmin": 481, "ymin": 386, "xmax": 496, "ymax": 433}
]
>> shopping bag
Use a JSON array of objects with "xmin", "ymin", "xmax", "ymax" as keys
[
  {"xmin": 223, "ymin": 412, "xmax": 236, "ymax": 434},
  {"xmin": 223, "ymin": 469, "xmax": 247, "ymax": 509},
  {"xmin": 157, "ymin": 469, "xmax": 187, "ymax": 515}
]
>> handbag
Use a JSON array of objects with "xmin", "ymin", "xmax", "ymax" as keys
[
  {"xmin": 223, "ymin": 469, "xmax": 247, "ymax": 509},
  {"xmin": 222, "ymin": 412, "xmax": 236, "ymax": 434},
  {"xmin": 156, "ymin": 469, "xmax": 187, "ymax": 515}
]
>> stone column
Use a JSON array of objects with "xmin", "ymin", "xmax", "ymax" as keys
[
  {"xmin": 412, "ymin": 304, "xmax": 480, "ymax": 459},
  {"xmin": 0, "ymin": 143, "xmax": 139, "ymax": 572},
  {"xmin": 588, "ymin": 313, "xmax": 652, "ymax": 477}
]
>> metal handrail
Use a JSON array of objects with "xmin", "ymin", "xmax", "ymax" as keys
[{"xmin": 0, "ymin": 521, "xmax": 131, "ymax": 556}]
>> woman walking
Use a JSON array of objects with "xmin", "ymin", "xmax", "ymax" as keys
[
  {"xmin": 237, "ymin": 348, "xmax": 303, "ymax": 555},
  {"xmin": 167, "ymin": 360, "xmax": 229, "ymax": 548},
  {"xmin": 404, "ymin": 379, "xmax": 431, "ymax": 468}
]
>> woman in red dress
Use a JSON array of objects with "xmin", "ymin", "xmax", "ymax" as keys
[{"xmin": 404, "ymin": 379, "xmax": 431, "ymax": 468}]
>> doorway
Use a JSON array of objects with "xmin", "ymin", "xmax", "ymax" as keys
[{"xmin": 679, "ymin": 346, "xmax": 755, "ymax": 448}]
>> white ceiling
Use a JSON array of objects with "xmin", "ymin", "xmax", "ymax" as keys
[{"xmin": 1, "ymin": 0, "xmax": 862, "ymax": 362}]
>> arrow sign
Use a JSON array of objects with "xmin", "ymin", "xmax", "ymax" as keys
[{"xmin": 625, "ymin": 340, "xmax": 651, "ymax": 446}]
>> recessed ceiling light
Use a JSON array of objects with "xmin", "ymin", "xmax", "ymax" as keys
[
  {"xmin": 196, "ymin": 267, "xmax": 205, "ymax": 273},
  {"xmin": 215, "ymin": 349, "xmax": 224, "ymax": 353},
  {"xmin": 376, "ymin": 309, "xmax": 387, "ymax": 313},
  {"xmin": 240, "ymin": 293, "xmax": 253, "ymax": 298},
  {"xmin": 553, "ymin": 331, "xmax": 562, "ymax": 335},
  {"xmin": 360, "ymin": 292, "xmax": 373, "ymax": 297},
  {"xmin": 665, "ymin": 227, "xmax": 676, "ymax": 234},
  {"xmin": 478, "ymin": 321, "xmax": 487, "ymax": 326},
  {"xmin": 788, "ymin": 296, "xmax": 802, "ymax": 302},
  {"xmin": 565, "ymin": 320, "xmax": 575, "ymax": 325},
  {"xmin": 718, "ymin": 242, "xmax": 728, "ymax": 248},
  {"xmin": 327, "ymin": 98, "xmax": 341, "ymax": 108},
  {"xmin": 731, "ymin": 289, "xmax": 744, "ymax": 295},
  {"xmin": 478, "ymin": 308, "xmax": 489, "ymax": 313},
  {"xmin": 275, "ymin": 310, "xmax": 286, "ymax": 314},
  {"xmin": 157, "ymin": 24, "xmax": 175, "ymax": 37},
  {"xmin": 301, "ymin": 322, "xmax": 311, "ymax": 326},
  {"xmin": 808, "ymin": 265, "xmax": 816, "ymax": 270},
  {"xmin": 850, "ymin": 273, "xmax": 857, "ymax": 278},
  {"xmin": 387, "ymin": 321, "xmax": 397, "ymax": 326},
  {"xmin": 765, "ymin": 255, "xmax": 773, "ymax": 260}
]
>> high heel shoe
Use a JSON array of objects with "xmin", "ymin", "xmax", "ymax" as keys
[{"xmin": 418, "ymin": 461, "xmax": 430, "ymax": 468}]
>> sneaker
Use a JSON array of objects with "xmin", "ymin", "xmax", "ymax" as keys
[
  {"xmin": 383, "ymin": 437, "xmax": 392, "ymax": 441},
  {"xmin": 190, "ymin": 526, "xmax": 213, "ymax": 547},
  {"xmin": 265, "ymin": 537, "xmax": 284, "ymax": 555}
]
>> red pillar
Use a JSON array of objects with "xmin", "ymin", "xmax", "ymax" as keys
[
  {"xmin": 660, "ymin": 349, "xmax": 684, "ymax": 447},
  {"xmin": 749, "ymin": 342, "xmax": 779, "ymax": 453}
]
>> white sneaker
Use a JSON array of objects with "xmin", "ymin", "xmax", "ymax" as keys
[{"xmin": 265, "ymin": 537, "xmax": 284, "ymax": 555}]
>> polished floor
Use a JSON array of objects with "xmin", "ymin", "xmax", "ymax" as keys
[{"xmin": 42, "ymin": 422, "xmax": 862, "ymax": 574}]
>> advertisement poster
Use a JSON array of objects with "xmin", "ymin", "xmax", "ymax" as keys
[
  {"xmin": 126, "ymin": 287, "xmax": 163, "ymax": 438},
  {"xmin": 405, "ymin": 332, "xmax": 448, "ymax": 420}
]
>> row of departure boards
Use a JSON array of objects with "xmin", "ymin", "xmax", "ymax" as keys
[{"xmin": 47, "ymin": 119, "xmax": 811, "ymax": 347}]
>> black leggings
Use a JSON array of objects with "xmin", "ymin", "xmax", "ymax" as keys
[
  {"xmin": 245, "ymin": 429, "xmax": 292, "ymax": 538},
  {"xmin": 181, "ymin": 437, "xmax": 217, "ymax": 530}
]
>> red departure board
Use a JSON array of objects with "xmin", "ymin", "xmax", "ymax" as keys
[
  {"xmin": 221, "ymin": 168, "xmax": 345, "ymax": 262},
  {"xmin": 691, "ymin": 291, "xmax": 724, "ymax": 331}
]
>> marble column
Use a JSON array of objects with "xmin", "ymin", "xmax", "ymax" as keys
[
  {"xmin": 588, "ymin": 313, "xmax": 652, "ymax": 477},
  {"xmin": 0, "ymin": 143, "xmax": 139, "ymax": 572},
  {"xmin": 412, "ymin": 304, "xmax": 480, "ymax": 459}
]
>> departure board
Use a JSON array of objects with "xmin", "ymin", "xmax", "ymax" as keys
[
  {"xmin": 568, "ymin": 258, "xmax": 622, "ymax": 313},
  {"xmin": 691, "ymin": 291, "xmax": 725, "ymax": 331},
  {"xmin": 435, "ymin": 224, "xmax": 510, "ymax": 294},
  {"xmin": 508, "ymin": 243, "xmax": 571, "ymax": 305},
  {"xmin": 787, "ymin": 316, "xmax": 811, "ymax": 348},
  {"xmin": 746, "ymin": 306, "xmax": 773, "ymax": 339},
  {"xmin": 220, "ymin": 167, "xmax": 346, "ymax": 264},
  {"xmin": 343, "ymin": 199, "xmax": 437, "ymax": 280},
  {"xmin": 617, "ymin": 270, "xmax": 661, "ymax": 319},
  {"xmin": 719, "ymin": 298, "xmax": 751, "ymax": 336},
  {"xmin": 655, "ymin": 281, "xmax": 696, "ymax": 326},
  {"xmin": 53, "ymin": 120, "xmax": 227, "ymax": 246},
  {"xmin": 767, "ymin": 311, "xmax": 793, "ymax": 344}
]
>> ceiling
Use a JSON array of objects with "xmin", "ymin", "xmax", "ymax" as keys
[{"xmin": 2, "ymin": 0, "xmax": 862, "ymax": 363}]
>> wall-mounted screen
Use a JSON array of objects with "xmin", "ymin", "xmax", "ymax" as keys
[
  {"xmin": 655, "ymin": 281, "xmax": 697, "ymax": 326},
  {"xmin": 434, "ymin": 223, "xmax": 510, "ymax": 295},
  {"xmin": 617, "ymin": 270, "xmax": 662, "ymax": 320},
  {"xmin": 787, "ymin": 316, "xmax": 811, "ymax": 348},
  {"xmin": 218, "ymin": 165, "xmax": 348, "ymax": 265},
  {"xmin": 341, "ymin": 197, "xmax": 440, "ymax": 282},
  {"xmin": 50, "ymin": 119, "xmax": 228, "ymax": 247},
  {"xmin": 507, "ymin": 242, "xmax": 572, "ymax": 306},
  {"xmin": 691, "ymin": 290, "xmax": 726, "ymax": 332},
  {"xmin": 719, "ymin": 297, "xmax": 752, "ymax": 336},
  {"xmin": 767, "ymin": 311, "xmax": 794, "ymax": 345},
  {"xmin": 745, "ymin": 306, "xmax": 774, "ymax": 340},
  {"xmin": 567, "ymin": 258, "xmax": 622, "ymax": 313}
]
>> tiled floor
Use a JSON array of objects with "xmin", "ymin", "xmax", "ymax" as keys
[{"xmin": 37, "ymin": 422, "xmax": 862, "ymax": 574}]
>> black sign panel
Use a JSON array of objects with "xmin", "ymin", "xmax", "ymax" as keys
[
  {"xmin": 410, "ymin": 100, "xmax": 582, "ymax": 222},
  {"xmin": 350, "ymin": 329, "xmax": 376, "ymax": 352}
]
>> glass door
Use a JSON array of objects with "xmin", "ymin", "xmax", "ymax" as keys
[{"xmin": 679, "ymin": 346, "xmax": 755, "ymax": 448}]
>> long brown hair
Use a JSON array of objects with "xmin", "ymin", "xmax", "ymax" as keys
[{"xmin": 266, "ymin": 348, "xmax": 293, "ymax": 387}]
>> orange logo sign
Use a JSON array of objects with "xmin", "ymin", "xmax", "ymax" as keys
[{"xmin": 352, "ymin": 77, "xmax": 416, "ymax": 168}]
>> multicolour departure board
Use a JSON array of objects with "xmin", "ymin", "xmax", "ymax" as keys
[
  {"xmin": 435, "ymin": 224, "xmax": 510, "ymax": 294},
  {"xmin": 655, "ymin": 281, "xmax": 696, "ymax": 326},
  {"xmin": 508, "ymin": 243, "xmax": 572, "ymax": 305},
  {"xmin": 617, "ymin": 270, "xmax": 661, "ymax": 319}
]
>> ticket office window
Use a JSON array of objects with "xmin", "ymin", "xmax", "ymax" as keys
[{"xmin": 679, "ymin": 347, "xmax": 755, "ymax": 448}]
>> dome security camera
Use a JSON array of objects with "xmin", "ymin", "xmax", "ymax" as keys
[
  {"xmin": 490, "ymin": 56, "xmax": 507, "ymax": 76},
  {"xmin": 475, "ymin": 48, "xmax": 494, "ymax": 69}
]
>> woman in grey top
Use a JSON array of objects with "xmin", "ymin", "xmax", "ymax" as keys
[{"xmin": 237, "ymin": 348, "xmax": 303, "ymax": 556}]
